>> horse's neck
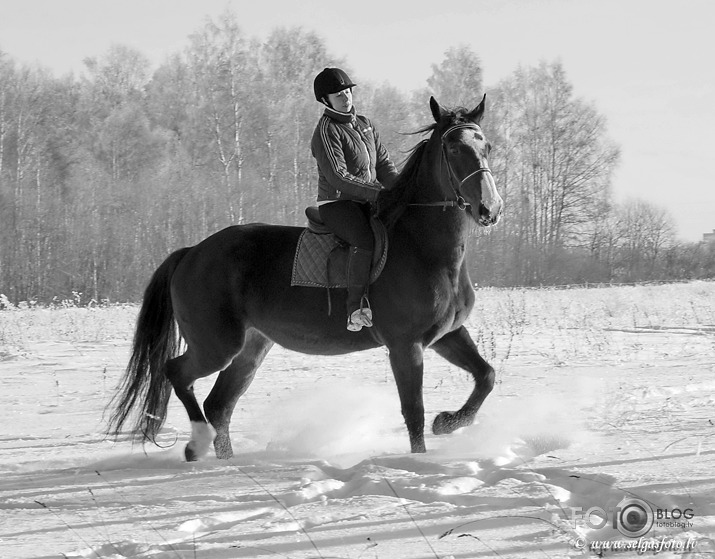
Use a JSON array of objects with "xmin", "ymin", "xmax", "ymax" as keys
[
  {"xmin": 408, "ymin": 157, "xmax": 471, "ymax": 266},
  {"xmin": 400, "ymin": 203, "xmax": 471, "ymax": 269},
  {"xmin": 386, "ymin": 139, "xmax": 472, "ymax": 270}
]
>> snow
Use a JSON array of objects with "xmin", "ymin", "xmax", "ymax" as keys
[{"xmin": 1, "ymin": 283, "xmax": 715, "ymax": 558}]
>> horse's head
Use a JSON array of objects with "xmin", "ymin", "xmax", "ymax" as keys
[{"xmin": 428, "ymin": 95, "xmax": 503, "ymax": 227}]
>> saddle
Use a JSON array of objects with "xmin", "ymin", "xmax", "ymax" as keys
[{"xmin": 291, "ymin": 206, "xmax": 388, "ymax": 289}]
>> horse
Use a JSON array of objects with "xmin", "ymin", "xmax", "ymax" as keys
[{"xmin": 108, "ymin": 94, "xmax": 504, "ymax": 461}]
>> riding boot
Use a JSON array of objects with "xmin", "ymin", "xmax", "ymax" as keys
[{"xmin": 346, "ymin": 246, "xmax": 373, "ymax": 332}]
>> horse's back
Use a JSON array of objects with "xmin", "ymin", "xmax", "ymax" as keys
[
  {"xmin": 175, "ymin": 222, "xmax": 301, "ymax": 283},
  {"xmin": 169, "ymin": 222, "xmax": 379, "ymax": 356}
]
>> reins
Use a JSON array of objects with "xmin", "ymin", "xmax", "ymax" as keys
[{"xmin": 408, "ymin": 123, "xmax": 492, "ymax": 211}]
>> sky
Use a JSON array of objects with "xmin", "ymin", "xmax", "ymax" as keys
[{"xmin": 1, "ymin": 0, "xmax": 713, "ymax": 241}]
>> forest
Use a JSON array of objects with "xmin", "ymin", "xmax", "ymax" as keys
[{"xmin": 1, "ymin": 12, "xmax": 713, "ymax": 304}]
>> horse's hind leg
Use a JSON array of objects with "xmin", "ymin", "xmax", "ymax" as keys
[
  {"xmin": 204, "ymin": 330, "xmax": 274, "ymax": 459},
  {"xmin": 431, "ymin": 326, "xmax": 495, "ymax": 435},
  {"xmin": 165, "ymin": 351, "xmax": 229, "ymax": 461}
]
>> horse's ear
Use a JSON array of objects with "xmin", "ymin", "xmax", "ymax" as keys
[
  {"xmin": 430, "ymin": 96, "xmax": 449, "ymax": 123},
  {"xmin": 466, "ymin": 93, "xmax": 487, "ymax": 124}
]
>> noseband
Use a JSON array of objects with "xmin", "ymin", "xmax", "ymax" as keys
[{"xmin": 410, "ymin": 123, "xmax": 493, "ymax": 210}]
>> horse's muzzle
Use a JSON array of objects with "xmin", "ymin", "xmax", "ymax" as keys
[{"xmin": 476, "ymin": 170, "xmax": 503, "ymax": 227}]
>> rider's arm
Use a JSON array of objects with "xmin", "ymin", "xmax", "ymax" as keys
[
  {"xmin": 371, "ymin": 121, "xmax": 399, "ymax": 190},
  {"xmin": 314, "ymin": 119, "xmax": 381, "ymax": 202}
]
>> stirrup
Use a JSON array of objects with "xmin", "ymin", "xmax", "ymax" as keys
[{"xmin": 347, "ymin": 296, "xmax": 373, "ymax": 332}]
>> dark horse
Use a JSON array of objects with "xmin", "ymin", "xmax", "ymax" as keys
[{"xmin": 108, "ymin": 95, "xmax": 503, "ymax": 461}]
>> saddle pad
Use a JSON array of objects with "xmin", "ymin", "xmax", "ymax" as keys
[
  {"xmin": 291, "ymin": 230, "xmax": 344, "ymax": 288},
  {"xmin": 291, "ymin": 229, "xmax": 388, "ymax": 289}
]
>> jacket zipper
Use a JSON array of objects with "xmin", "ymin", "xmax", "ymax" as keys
[{"xmin": 352, "ymin": 122, "xmax": 372, "ymax": 179}]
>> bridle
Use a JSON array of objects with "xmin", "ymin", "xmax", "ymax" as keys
[{"xmin": 409, "ymin": 123, "xmax": 493, "ymax": 211}]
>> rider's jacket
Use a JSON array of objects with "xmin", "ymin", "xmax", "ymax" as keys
[{"xmin": 311, "ymin": 106, "xmax": 398, "ymax": 205}]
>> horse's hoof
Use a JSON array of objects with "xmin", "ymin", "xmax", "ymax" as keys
[
  {"xmin": 184, "ymin": 421, "xmax": 216, "ymax": 462},
  {"xmin": 185, "ymin": 445, "xmax": 198, "ymax": 462},
  {"xmin": 408, "ymin": 436, "xmax": 427, "ymax": 453},
  {"xmin": 433, "ymin": 411, "xmax": 458, "ymax": 435},
  {"xmin": 215, "ymin": 443, "xmax": 234, "ymax": 460}
]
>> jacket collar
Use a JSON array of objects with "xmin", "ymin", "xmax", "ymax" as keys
[{"xmin": 323, "ymin": 105, "xmax": 357, "ymax": 125}]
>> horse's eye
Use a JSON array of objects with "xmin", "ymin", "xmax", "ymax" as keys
[{"xmin": 448, "ymin": 145, "xmax": 460, "ymax": 156}]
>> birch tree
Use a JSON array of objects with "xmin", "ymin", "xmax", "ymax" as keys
[
  {"xmin": 186, "ymin": 13, "xmax": 252, "ymax": 224},
  {"xmin": 488, "ymin": 61, "xmax": 620, "ymax": 283}
]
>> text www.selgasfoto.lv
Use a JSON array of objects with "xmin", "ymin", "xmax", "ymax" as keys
[{"xmin": 574, "ymin": 536, "xmax": 697, "ymax": 554}]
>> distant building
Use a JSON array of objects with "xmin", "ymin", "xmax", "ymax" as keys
[{"xmin": 703, "ymin": 229, "xmax": 715, "ymax": 244}]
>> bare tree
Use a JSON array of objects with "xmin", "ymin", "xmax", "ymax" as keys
[
  {"xmin": 426, "ymin": 45, "xmax": 484, "ymax": 108},
  {"xmin": 487, "ymin": 61, "xmax": 620, "ymax": 283},
  {"xmin": 256, "ymin": 27, "xmax": 330, "ymax": 223},
  {"xmin": 185, "ymin": 12, "xmax": 252, "ymax": 224},
  {"xmin": 83, "ymin": 44, "xmax": 150, "ymax": 108},
  {"xmin": 613, "ymin": 199, "xmax": 675, "ymax": 280}
]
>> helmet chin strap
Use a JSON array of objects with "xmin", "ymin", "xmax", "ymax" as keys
[{"xmin": 322, "ymin": 99, "xmax": 355, "ymax": 117}]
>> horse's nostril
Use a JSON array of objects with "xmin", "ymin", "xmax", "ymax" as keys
[{"xmin": 477, "ymin": 202, "xmax": 501, "ymax": 226}]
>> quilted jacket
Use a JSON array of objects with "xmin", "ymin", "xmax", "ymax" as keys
[{"xmin": 311, "ymin": 106, "xmax": 398, "ymax": 204}]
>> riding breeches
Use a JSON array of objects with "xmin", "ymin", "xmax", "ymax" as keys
[{"xmin": 318, "ymin": 201, "xmax": 373, "ymax": 250}]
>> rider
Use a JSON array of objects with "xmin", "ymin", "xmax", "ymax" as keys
[{"xmin": 311, "ymin": 67, "xmax": 398, "ymax": 332}]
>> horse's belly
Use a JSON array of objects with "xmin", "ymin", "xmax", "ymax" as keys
[{"xmin": 253, "ymin": 320, "xmax": 380, "ymax": 356}]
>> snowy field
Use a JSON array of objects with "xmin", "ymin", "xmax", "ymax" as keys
[{"xmin": 1, "ymin": 282, "xmax": 715, "ymax": 558}]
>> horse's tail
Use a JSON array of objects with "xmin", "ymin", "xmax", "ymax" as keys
[{"xmin": 107, "ymin": 247, "xmax": 192, "ymax": 444}]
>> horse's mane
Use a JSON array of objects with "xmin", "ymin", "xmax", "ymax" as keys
[
  {"xmin": 377, "ymin": 138, "xmax": 429, "ymax": 230},
  {"xmin": 377, "ymin": 107, "xmax": 474, "ymax": 230}
]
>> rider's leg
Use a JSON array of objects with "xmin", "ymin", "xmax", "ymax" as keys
[
  {"xmin": 345, "ymin": 245, "xmax": 373, "ymax": 330},
  {"xmin": 318, "ymin": 201, "xmax": 374, "ymax": 330}
]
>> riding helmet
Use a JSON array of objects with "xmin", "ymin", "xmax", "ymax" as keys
[{"xmin": 313, "ymin": 68, "xmax": 357, "ymax": 102}]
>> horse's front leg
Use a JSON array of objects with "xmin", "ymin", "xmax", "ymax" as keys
[
  {"xmin": 430, "ymin": 325, "xmax": 495, "ymax": 435},
  {"xmin": 388, "ymin": 342, "xmax": 426, "ymax": 453}
]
